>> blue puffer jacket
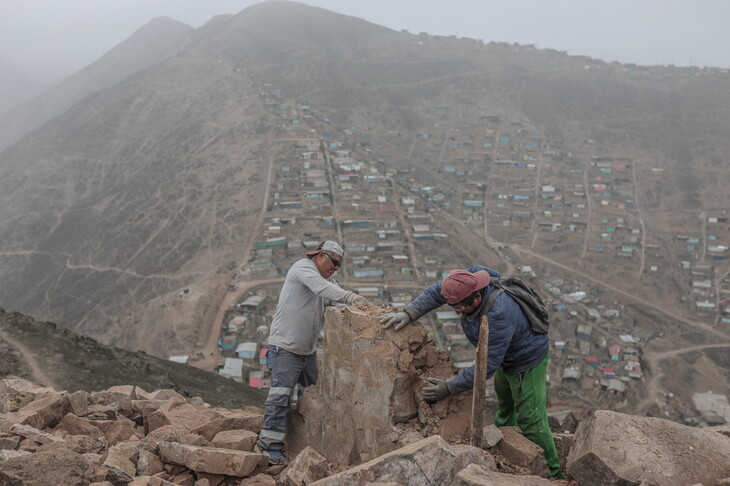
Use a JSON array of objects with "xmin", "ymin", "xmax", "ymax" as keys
[{"xmin": 404, "ymin": 265, "xmax": 549, "ymax": 394}]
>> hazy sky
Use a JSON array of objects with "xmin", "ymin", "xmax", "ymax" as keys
[{"xmin": 2, "ymin": 0, "xmax": 729, "ymax": 82}]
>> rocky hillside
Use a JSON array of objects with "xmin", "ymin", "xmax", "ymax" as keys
[
  {"xmin": 0, "ymin": 308, "xmax": 266, "ymax": 409},
  {"xmin": 0, "ymin": 306, "xmax": 728, "ymax": 485}
]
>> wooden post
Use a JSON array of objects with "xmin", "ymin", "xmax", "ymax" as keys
[{"xmin": 470, "ymin": 314, "xmax": 489, "ymax": 447}]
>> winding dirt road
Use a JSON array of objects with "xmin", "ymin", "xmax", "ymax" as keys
[
  {"xmin": 635, "ymin": 343, "xmax": 730, "ymax": 413},
  {"xmin": 0, "ymin": 328, "xmax": 58, "ymax": 390},
  {"xmin": 510, "ymin": 243, "xmax": 728, "ymax": 339}
]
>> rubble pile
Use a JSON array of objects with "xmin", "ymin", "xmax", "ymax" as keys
[
  {"xmin": 1, "ymin": 307, "xmax": 729, "ymax": 485},
  {"xmin": 0, "ymin": 375, "xmax": 533, "ymax": 486},
  {"xmin": 568, "ymin": 410, "xmax": 730, "ymax": 485},
  {"xmin": 289, "ymin": 305, "xmax": 475, "ymax": 465},
  {"xmin": 0, "ymin": 377, "xmax": 270, "ymax": 485}
]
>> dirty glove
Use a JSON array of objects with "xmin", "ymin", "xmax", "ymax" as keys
[
  {"xmin": 422, "ymin": 378, "xmax": 451, "ymax": 402},
  {"xmin": 346, "ymin": 293, "xmax": 368, "ymax": 305},
  {"xmin": 380, "ymin": 311, "xmax": 411, "ymax": 331}
]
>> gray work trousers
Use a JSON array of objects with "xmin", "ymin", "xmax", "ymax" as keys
[{"xmin": 256, "ymin": 345, "xmax": 318, "ymax": 451}]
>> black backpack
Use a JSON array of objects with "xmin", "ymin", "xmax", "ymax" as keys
[{"xmin": 483, "ymin": 276, "xmax": 550, "ymax": 337}]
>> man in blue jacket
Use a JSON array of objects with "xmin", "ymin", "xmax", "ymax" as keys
[{"xmin": 380, "ymin": 266, "xmax": 562, "ymax": 478}]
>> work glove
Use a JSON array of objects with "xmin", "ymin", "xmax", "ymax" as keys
[
  {"xmin": 379, "ymin": 311, "xmax": 411, "ymax": 331},
  {"xmin": 422, "ymin": 378, "xmax": 451, "ymax": 402},
  {"xmin": 346, "ymin": 293, "xmax": 368, "ymax": 305}
]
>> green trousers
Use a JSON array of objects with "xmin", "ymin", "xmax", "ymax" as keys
[{"xmin": 493, "ymin": 354, "xmax": 563, "ymax": 478}]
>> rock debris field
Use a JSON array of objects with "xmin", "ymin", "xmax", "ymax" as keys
[{"xmin": 1, "ymin": 305, "xmax": 729, "ymax": 485}]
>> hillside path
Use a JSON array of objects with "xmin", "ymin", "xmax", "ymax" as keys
[
  {"xmin": 192, "ymin": 276, "xmax": 283, "ymax": 372},
  {"xmin": 510, "ymin": 244, "xmax": 728, "ymax": 339},
  {"xmin": 193, "ymin": 137, "xmax": 282, "ymax": 372},
  {"xmin": 0, "ymin": 327, "xmax": 58, "ymax": 389},
  {"xmin": 635, "ymin": 343, "xmax": 730, "ymax": 413}
]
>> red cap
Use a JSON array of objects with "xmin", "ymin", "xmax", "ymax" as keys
[{"xmin": 440, "ymin": 269, "xmax": 491, "ymax": 304}]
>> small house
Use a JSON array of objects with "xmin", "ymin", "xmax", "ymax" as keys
[
  {"xmin": 218, "ymin": 334, "xmax": 239, "ymax": 352},
  {"xmin": 235, "ymin": 342, "xmax": 258, "ymax": 360},
  {"xmin": 219, "ymin": 358, "xmax": 244, "ymax": 382},
  {"xmin": 562, "ymin": 368, "xmax": 581, "ymax": 382},
  {"xmin": 576, "ymin": 324, "xmax": 593, "ymax": 340}
]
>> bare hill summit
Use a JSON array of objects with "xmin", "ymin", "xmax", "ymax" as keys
[{"xmin": 0, "ymin": 16, "xmax": 194, "ymax": 151}]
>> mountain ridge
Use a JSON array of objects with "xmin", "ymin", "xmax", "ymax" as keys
[{"xmin": 0, "ymin": 16, "xmax": 195, "ymax": 151}]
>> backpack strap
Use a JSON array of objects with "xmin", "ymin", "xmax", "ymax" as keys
[
  {"xmin": 484, "ymin": 286, "xmax": 504, "ymax": 313},
  {"xmin": 482, "ymin": 280, "xmax": 533, "ymax": 342}
]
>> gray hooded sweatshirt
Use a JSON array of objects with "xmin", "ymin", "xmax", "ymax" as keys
[{"xmin": 268, "ymin": 258, "xmax": 353, "ymax": 355}]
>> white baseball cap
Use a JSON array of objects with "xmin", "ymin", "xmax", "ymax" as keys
[{"xmin": 306, "ymin": 240, "xmax": 344, "ymax": 258}]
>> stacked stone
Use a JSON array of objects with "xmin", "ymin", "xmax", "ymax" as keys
[
  {"xmin": 3, "ymin": 305, "xmax": 730, "ymax": 485},
  {"xmin": 0, "ymin": 377, "xmax": 269, "ymax": 485}
]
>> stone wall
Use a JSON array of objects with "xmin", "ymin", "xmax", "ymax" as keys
[{"xmin": 288, "ymin": 305, "xmax": 476, "ymax": 465}]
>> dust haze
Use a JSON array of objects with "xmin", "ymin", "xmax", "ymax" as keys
[{"xmin": 1, "ymin": 0, "xmax": 728, "ymax": 84}]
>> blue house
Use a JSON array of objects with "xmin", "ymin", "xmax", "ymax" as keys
[{"xmin": 218, "ymin": 334, "xmax": 239, "ymax": 352}]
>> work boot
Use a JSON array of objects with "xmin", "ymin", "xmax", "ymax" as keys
[{"xmin": 255, "ymin": 444, "xmax": 287, "ymax": 465}]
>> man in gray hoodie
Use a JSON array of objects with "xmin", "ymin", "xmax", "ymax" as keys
[{"xmin": 255, "ymin": 240, "xmax": 367, "ymax": 464}]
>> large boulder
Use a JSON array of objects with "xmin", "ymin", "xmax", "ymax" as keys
[
  {"xmin": 158, "ymin": 440, "xmax": 266, "ymax": 476},
  {"xmin": 493, "ymin": 427, "xmax": 549, "ymax": 477},
  {"xmin": 90, "ymin": 415, "xmax": 139, "ymax": 446},
  {"xmin": 90, "ymin": 391, "xmax": 134, "ymax": 419},
  {"xmin": 211, "ymin": 429, "xmax": 258, "ymax": 451},
  {"xmin": 2, "ymin": 391, "xmax": 70, "ymax": 430},
  {"xmin": 568, "ymin": 410, "xmax": 730, "ymax": 485},
  {"xmin": 0, "ymin": 446, "xmax": 100, "ymax": 486},
  {"xmin": 281, "ymin": 446, "xmax": 329, "ymax": 486},
  {"xmin": 451, "ymin": 464, "xmax": 553, "ymax": 485},
  {"xmin": 547, "ymin": 410, "xmax": 577, "ymax": 434},
  {"xmin": 0, "ymin": 377, "xmax": 54, "ymax": 413},
  {"xmin": 310, "ymin": 435, "xmax": 457, "ymax": 486},
  {"xmin": 8, "ymin": 423, "xmax": 64, "ymax": 445},
  {"xmin": 289, "ymin": 306, "xmax": 474, "ymax": 465},
  {"xmin": 67, "ymin": 391, "xmax": 89, "ymax": 416},
  {"xmin": 55, "ymin": 413, "xmax": 105, "ymax": 440},
  {"xmin": 452, "ymin": 444, "xmax": 497, "ymax": 474},
  {"xmin": 191, "ymin": 408, "xmax": 263, "ymax": 440},
  {"xmin": 143, "ymin": 424, "xmax": 209, "ymax": 451},
  {"xmin": 143, "ymin": 398, "xmax": 211, "ymax": 434},
  {"xmin": 104, "ymin": 441, "xmax": 145, "ymax": 484}
]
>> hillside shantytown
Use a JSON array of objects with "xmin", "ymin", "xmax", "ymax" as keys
[{"xmin": 198, "ymin": 74, "xmax": 730, "ymax": 427}]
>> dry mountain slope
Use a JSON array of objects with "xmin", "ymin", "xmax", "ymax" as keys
[
  {"xmin": 0, "ymin": 16, "xmax": 195, "ymax": 151},
  {"xmin": 0, "ymin": 307, "xmax": 267, "ymax": 408},
  {"xmin": 0, "ymin": 51, "xmax": 276, "ymax": 354},
  {"xmin": 0, "ymin": 1, "xmax": 729, "ymax": 359}
]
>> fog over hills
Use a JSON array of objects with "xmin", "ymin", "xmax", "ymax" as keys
[
  {"xmin": 0, "ymin": 16, "xmax": 194, "ymax": 151},
  {"xmin": 0, "ymin": 61, "xmax": 43, "ymax": 114},
  {"xmin": 0, "ymin": 1, "xmax": 729, "ymax": 358}
]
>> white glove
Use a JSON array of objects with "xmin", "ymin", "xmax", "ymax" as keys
[
  {"xmin": 379, "ymin": 311, "xmax": 412, "ymax": 331},
  {"xmin": 346, "ymin": 293, "xmax": 368, "ymax": 305}
]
